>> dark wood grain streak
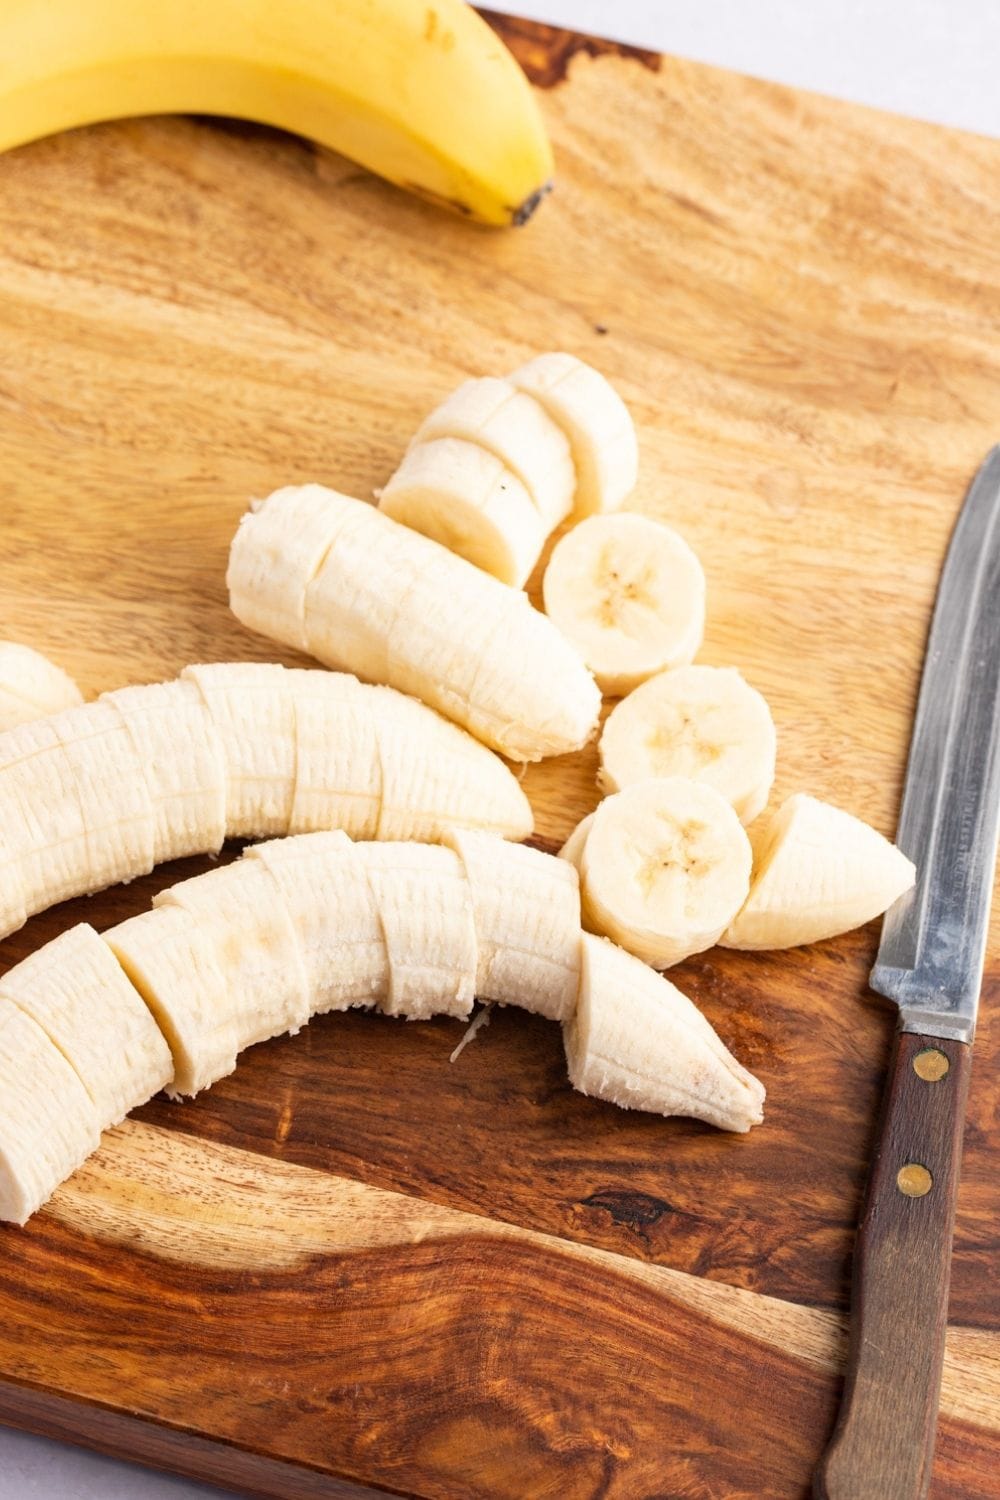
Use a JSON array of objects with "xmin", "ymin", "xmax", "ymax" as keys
[
  {"xmin": 815, "ymin": 1033, "xmax": 973, "ymax": 1500},
  {"xmin": 481, "ymin": 9, "xmax": 662, "ymax": 87}
]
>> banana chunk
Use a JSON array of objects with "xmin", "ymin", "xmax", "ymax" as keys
[
  {"xmin": 249, "ymin": 833, "xmax": 389, "ymax": 1014},
  {"xmin": 564, "ymin": 935, "xmax": 766, "ymax": 1132},
  {"xmin": 231, "ymin": 488, "xmax": 600, "ymax": 761},
  {"xmin": 379, "ymin": 437, "xmax": 547, "ymax": 588},
  {"xmin": 543, "ymin": 513, "xmax": 706, "ymax": 697},
  {"xmin": 580, "ymin": 778, "xmax": 752, "ymax": 967},
  {"xmin": 413, "ymin": 376, "xmax": 575, "ymax": 527},
  {"xmin": 0, "ymin": 1004, "xmax": 102, "ymax": 1225},
  {"xmin": 508, "ymin": 353, "xmax": 637, "ymax": 516},
  {"xmin": 447, "ymin": 829, "xmax": 582, "ymax": 1021},
  {"xmin": 721, "ymin": 793, "xmax": 917, "ymax": 950},
  {"xmin": 0, "ymin": 717, "xmax": 90, "ymax": 923},
  {"xmin": 355, "ymin": 842, "xmax": 477, "ymax": 1020},
  {"xmin": 289, "ymin": 671, "xmax": 383, "ymax": 840},
  {"xmin": 599, "ymin": 665, "xmax": 776, "ymax": 825},
  {"xmin": 0, "ymin": 641, "xmax": 83, "ymax": 732},
  {"xmin": 183, "ymin": 663, "xmax": 297, "ymax": 837},
  {"xmin": 558, "ymin": 811, "xmax": 595, "ymax": 873},
  {"xmin": 51, "ymin": 700, "xmax": 156, "ymax": 890},
  {"xmin": 0, "ymin": 924, "xmax": 172, "ymax": 1124}
]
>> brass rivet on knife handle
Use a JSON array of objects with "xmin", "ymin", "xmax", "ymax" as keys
[
  {"xmin": 896, "ymin": 1163, "xmax": 933, "ymax": 1198},
  {"xmin": 912, "ymin": 1048, "xmax": 950, "ymax": 1082}
]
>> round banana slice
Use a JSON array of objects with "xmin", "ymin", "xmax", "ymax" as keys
[
  {"xmin": 599, "ymin": 665, "xmax": 776, "ymax": 824},
  {"xmin": 721, "ymin": 793, "xmax": 916, "ymax": 950},
  {"xmin": 580, "ymin": 777, "xmax": 752, "ymax": 967},
  {"xmin": 378, "ymin": 437, "xmax": 547, "ymax": 588},
  {"xmin": 508, "ymin": 352, "xmax": 637, "ymax": 516},
  {"xmin": 557, "ymin": 810, "xmax": 595, "ymax": 873},
  {"xmin": 413, "ymin": 375, "xmax": 575, "ymax": 528},
  {"xmin": 542, "ymin": 513, "xmax": 705, "ymax": 697},
  {"xmin": 0, "ymin": 641, "xmax": 83, "ymax": 733}
]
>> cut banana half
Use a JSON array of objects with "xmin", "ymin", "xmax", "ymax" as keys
[
  {"xmin": 557, "ymin": 811, "xmax": 595, "ymax": 874},
  {"xmin": 508, "ymin": 353, "xmax": 638, "ymax": 516},
  {"xmin": 0, "ymin": 661, "xmax": 531, "ymax": 940},
  {"xmin": 721, "ymin": 793, "xmax": 917, "ymax": 950},
  {"xmin": 378, "ymin": 437, "xmax": 546, "ymax": 587},
  {"xmin": 565, "ymin": 935, "xmax": 765, "ymax": 1132},
  {"xmin": 599, "ymin": 665, "xmax": 777, "ymax": 825},
  {"xmin": 580, "ymin": 778, "xmax": 752, "ymax": 967},
  {"xmin": 231, "ymin": 488, "xmax": 601, "ymax": 761},
  {"xmin": 0, "ymin": 641, "xmax": 83, "ymax": 732},
  {"xmin": 412, "ymin": 376, "xmax": 575, "ymax": 528},
  {"xmin": 542, "ymin": 513, "xmax": 706, "ymax": 697}
]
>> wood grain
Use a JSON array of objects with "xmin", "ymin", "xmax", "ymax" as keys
[{"xmin": 1, "ymin": 9, "xmax": 1000, "ymax": 1496}]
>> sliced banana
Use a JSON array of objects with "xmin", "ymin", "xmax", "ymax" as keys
[
  {"xmin": 226, "ymin": 483, "xmax": 347, "ymax": 650},
  {"xmin": 51, "ymin": 700, "xmax": 156, "ymax": 891},
  {"xmin": 379, "ymin": 437, "xmax": 547, "ymax": 588},
  {"xmin": 508, "ymin": 352, "xmax": 637, "ymax": 516},
  {"xmin": 183, "ymin": 662, "xmax": 298, "ymax": 838},
  {"xmin": 447, "ymin": 829, "xmax": 582, "ymax": 1021},
  {"xmin": 721, "ymin": 793, "xmax": 917, "ymax": 950},
  {"xmin": 413, "ymin": 375, "xmax": 575, "ymax": 527},
  {"xmin": 249, "ymin": 832, "xmax": 390, "ymax": 1014},
  {"xmin": 564, "ymin": 934, "xmax": 765, "ymax": 1132},
  {"xmin": 580, "ymin": 778, "xmax": 752, "ymax": 967},
  {"xmin": 599, "ymin": 665, "xmax": 776, "ymax": 825},
  {"xmin": 0, "ymin": 641, "xmax": 83, "ymax": 732},
  {"xmin": 0, "ymin": 923, "xmax": 172, "ymax": 1125},
  {"xmin": 557, "ymin": 811, "xmax": 595, "ymax": 873},
  {"xmin": 0, "ymin": 1003, "xmax": 102, "ymax": 1225},
  {"xmin": 542, "ymin": 513, "xmax": 706, "ymax": 696},
  {"xmin": 355, "ymin": 842, "xmax": 477, "ymax": 1020},
  {"xmin": 0, "ymin": 716, "xmax": 90, "ymax": 921},
  {"xmin": 289, "ymin": 670, "xmax": 383, "ymax": 840}
]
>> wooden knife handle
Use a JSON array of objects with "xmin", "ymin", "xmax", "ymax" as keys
[{"xmin": 813, "ymin": 1029, "xmax": 972, "ymax": 1500}]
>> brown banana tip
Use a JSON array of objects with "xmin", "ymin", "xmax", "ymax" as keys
[{"xmin": 511, "ymin": 179, "xmax": 553, "ymax": 226}]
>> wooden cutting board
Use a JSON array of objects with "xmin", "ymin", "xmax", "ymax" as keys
[{"xmin": 1, "ymin": 12, "xmax": 998, "ymax": 1498}]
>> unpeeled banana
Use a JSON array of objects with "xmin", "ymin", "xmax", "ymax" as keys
[
  {"xmin": 0, "ymin": 661, "xmax": 531, "ymax": 939},
  {"xmin": 0, "ymin": 0, "xmax": 553, "ymax": 227},
  {"xmin": 228, "ymin": 488, "xmax": 602, "ymax": 761},
  {"xmin": 1, "ymin": 829, "xmax": 766, "ymax": 1223},
  {"xmin": 0, "ymin": 641, "xmax": 83, "ymax": 732}
]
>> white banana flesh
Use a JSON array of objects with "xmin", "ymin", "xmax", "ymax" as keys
[
  {"xmin": 378, "ymin": 437, "xmax": 546, "ymax": 588},
  {"xmin": 1, "ymin": 829, "xmax": 768, "ymax": 1223},
  {"xmin": 565, "ymin": 935, "xmax": 766, "ymax": 1133},
  {"xmin": 543, "ymin": 513, "xmax": 706, "ymax": 697},
  {"xmin": 412, "ymin": 377, "xmax": 575, "ymax": 529},
  {"xmin": 226, "ymin": 484, "xmax": 349, "ymax": 651},
  {"xmin": 558, "ymin": 811, "xmax": 595, "ymax": 874},
  {"xmin": 447, "ymin": 829, "xmax": 581, "ymax": 1021},
  {"xmin": 599, "ymin": 665, "xmax": 777, "ymax": 826},
  {"xmin": 0, "ymin": 662, "xmax": 531, "ymax": 939},
  {"xmin": 0, "ymin": 641, "xmax": 83, "ymax": 732},
  {"xmin": 721, "ymin": 793, "xmax": 917, "ymax": 950},
  {"xmin": 230, "ymin": 488, "xmax": 601, "ymax": 762},
  {"xmin": 580, "ymin": 778, "xmax": 753, "ymax": 967},
  {"xmin": 0, "ymin": 924, "xmax": 172, "ymax": 1125},
  {"xmin": 508, "ymin": 353, "xmax": 638, "ymax": 516}
]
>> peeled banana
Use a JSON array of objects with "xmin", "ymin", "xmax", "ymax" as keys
[
  {"xmin": 0, "ymin": 641, "xmax": 83, "ymax": 732},
  {"xmin": 228, "ymin": 488, "xmax": 602, "ymax": 761},
  {"xmin": 0, "ymin": 661, "xmax": 531, "ymax": 940},
  {"xmin": 721, "ymin": 793, "xmax": 917, "ymax": 950},
  {"xmin": 0, "ymin": 0, "xmax": 553, "ymax": 227},
  {"xmin": 543, "ymin": 513, "xmax": 706, "ymax": 697},
  {"xmin": 1, "ymin": 830, "xmax": 767, "ymax": 1223},
  {"xmin": 599, "ymin": 665, "xmax": 777, "ymax": 825}
]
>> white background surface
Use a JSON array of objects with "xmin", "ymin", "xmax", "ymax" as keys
[{"xmin": 2, "ymin": 4, "xmax": 995, "ymax": 1498}]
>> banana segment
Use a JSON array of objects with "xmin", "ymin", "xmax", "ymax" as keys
[
  {"xmin": 231, "ymin": 488, "xmax": 601, "ymax": 761},
  {"xmin": 227, "ymin": 484, "xmax": 347, "ymax": 651},
  {"xmin": 0, "ymin": 924, "xmax": 172, "ymax": 1124},
  {"xmin": 0, "ymin": 1004, "xmax": 102, "ymax": 1226},
  {"xmin": 721, "ymin": 793, "xmax": 917, "ymax": 950},
  {"xmin": 0, "ymin": 717, "xmax": 90, "ymax": 921},
  {"xmin": 51, "ymin": 700, "xmax": 156, "ymax": 890},
  {"xmin": 543, "ymin": 514, "xmax": 706, "ymax": 697},
  {"xmin": 289, "ymin": 671, "xmax": 383, "ymax": 840},
  {"xmin": 183, "ymin": 663, "xmax": 297, "ymax": 837},
  {"xmin": 378, "ymin": 437, "xmax": 546, "ymax": 587},
  {"xmin": 599, "ymin": 666, "xmax": 777, "ymax": 825},
  {"xmin": 355, "ymin": 843, "xmax": 477, "ymax": 1019},
  {"xmin": 564, "ymin": 935, "xmax": 766, "ymax": 1132},
  {"xmin": 0, "ymin": 641, "xmax": 83, "ymax": 732},
  {"xmin": 580, "ymin": 778, "xmax": 752, "ymax": 967},
  {"xmin": 558, "ymin": 811, "xmax": 595, "ymax": 873},
  {"xmin": 508, "ymin": 353, "xmax": 638, "ymax": 516},
  {"xmin": 447, "ymin": 829, "xmax": 581, "ymax": 1020},
  {"xmin": 412, "ymin": 377, "xmax": 575, "ymax": 528}
]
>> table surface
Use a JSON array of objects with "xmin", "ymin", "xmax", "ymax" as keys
[{"xmin": 2, "ymin": 3, "xmax": 996, "ymax": 1497}]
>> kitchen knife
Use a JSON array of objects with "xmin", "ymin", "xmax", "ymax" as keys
[{"xmin": 814, "ymin": 447, "xmax": 1000, "ymax": 1500}]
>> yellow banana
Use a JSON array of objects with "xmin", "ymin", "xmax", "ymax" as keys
[{"xmin": 0, "ymin": 0, "xmax": 553, "ymax": 226}]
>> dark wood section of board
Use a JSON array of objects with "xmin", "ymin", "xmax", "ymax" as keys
[{"xmin": 2, "ymin": 6, "xmax": 1000, "ymax": 1499}]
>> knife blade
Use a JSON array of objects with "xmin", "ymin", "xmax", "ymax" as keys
[{"xmin": 815, "ymin": 447, "xmax": 1000, "ymax": 1500}]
